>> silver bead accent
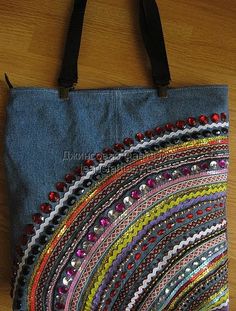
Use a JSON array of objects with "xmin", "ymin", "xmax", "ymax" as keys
[
  {"xmin": 63, "ymin": 276, "xmax": 73, "ymax": 286},
  {"xmin": 139, "ymin": 184, "xmax": 149, "ymax": 194},
  {"xmin": 71, "ymin": 258, "xmax": 82, "ymax": 268},
  {"xmin": 185, "ymin": 267, "xmax": 191, "ymax": 273},
  {"xmin": 170, "ymin": 281, "xmax": 176, "ymax": 287},
  {"xmin": 108, "ymin": 209, "xmax": 119, "ymax": 220},
  {"xmin": 155, "ymin": 175, "xmax": 163, "ymax": 183},
  {"xmin": 83, "ymin": 241, "xmax": 93, "ymax": 250},
  {"xmin": 94, "ymin": 225, "xmax": 104, "ymax": 235},
  {"xmin": 172, "ymin": 170, "xmax": 181, "ymax": 179},
  {"xmin": 193, "ymin": 261, "xmax": 199, "ymax": 267},
  {"xmin": 215, "ymin": 247, "xmax": 219, "ymax": 252},
  {"xmin": 165, "ymin": 288, "xmax": 170, "ymax": 295},
  {"xmin": 210, "ymin": 161, "xmax": 218, "ymax": 169},
  {"xmin": 123, "ymin": 196, "xmax": 133, "ymax": 206},
  {"xmin": 191, "ymin": 165, "xmax": 200, "ymax": 173}
]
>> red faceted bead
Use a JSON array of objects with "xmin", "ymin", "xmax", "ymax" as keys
[
  {"xmin": 196, "ymin": 210, "xmax": 203, "ymax": 215},
  {"xmin": 24, "ymin": 224, "xmax": 35, "ymax": 235},
  {"xmin": 103, "ymin": 148, "xmax": 114, "ymax": 155},
  {"xmin": 145, "ymin": 130, "xmax": 154, "ymax": 138},
  {"xmin": 48, "ymin": 191, "xmax": 60, "ymax": 202},
  {"xmin": 187, "ymin": 117, "xmax": 197, "ymax": 126},
  {"xmin": 221, "ymin": 112, "xmax": 227, "ymax": 121},
  {"xmin": 40, "ymin": 203, "xmax": 52, "ymax": 214},
  {"xmin": 56, "ymin": 182, "xmax": 67, "ymax": 192},
  {"xmin": 206, "ymin": 206, "xmax": 213, "ymax": 212},
  {"xmin": 110, "ymin": 290, "xmax": 116, "ymax": 297},
  {"xmin": 74, "ymin": 166, "xmax": 83, "ymax": 176},
  {"xmin": 219, "ymin": 202, "xmax": 224, "ymax": 207},
  {"xmin": 176, "ymin": 120, "xmax": 186, "ymax": 129},
  {"xmin": 84, "ymin": 159, "xmax": 94, "ymax": 167},
  {"xmin": 135, "ymin": 132, "xmax": 145, "ymax": 141},
  {"xmin": 95, "ymin": 153, "xmax": 104, "ymax": 162},
  {"xmin": 115, "ymin": 281, "xmax": 121, "ymax": 288},
  {"xmin": 187, "ymin": 214, "xmax": 193, "ymax": 219},
  {"xmin": 127, "ymin": 262, "xmax": 134, "ymax": 270},
  {"xmin": 123, "ymin": 137, "xmax": 134, "ymax": 146},
  {"xmin": 155, "ymin": 127, "xmax": 163, "ymax": 135},
  {"xmin": 157, "ymin": 229, "xmax": 165, "ymax": 235},
  {"xmin": 20, "ymin": 234, "xmax": 28, "ymax": 246},
  {"xmin": 141, "ymin": 244, "xmax": 148, "ymax": 251},
  {"xmin": 165, "ymin": 123, "xmax": 175, "ymax": 132},
  {"xmin": 65, "ymin": 173, "xmax": 76, "ymax": 183},
  {"xmin": 135, "ymin": 253, "xmax": 141, "ymax": 260},
  {"xmin": 211, "ymin": 113, "xmax": 220, "ymax": 123},
  {"xmin": 167, "ymin": 223, "xmax": 174, "ymax": 229},
  {"xmin": 32, "ymin": 213, "xmax": 44, "ymax": 224},
  {"xmin": 149, "ymin": 236, "xmax": 157, "ymax": 243},
  {"xmin": 199, "ymin": 115, "xmax": 208, "ymax": 124},
  {"xmin": 176, "ymin": 218, "xmax": 185, "ymax": 223},
  {"xmin": 120, "ymin": 272, "xmax": 126, "ymax": 279},
  {"xmin": 114, "ymin": 143, "xmax": 124, "ymax": 152}
]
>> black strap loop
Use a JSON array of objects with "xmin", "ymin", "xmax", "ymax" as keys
[
  {"xmin": 58, "ymin": 0, "xmax": 87, "ymax": 89},
  {"xmin": 58, "ymin": 0, "xmax": 171, "ymax": 96}
]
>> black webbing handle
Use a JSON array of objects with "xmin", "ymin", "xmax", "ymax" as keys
[
  {"xmin": 139, "ymin": 0, "xmax": 170, "ymax": 94},
  {"xmin": 58, "ymin": 0, "xmax": 87, "ymax": 91},
  {"xmin": 58, "ymin": 0, "xmax": 171, "ymax": 98}
]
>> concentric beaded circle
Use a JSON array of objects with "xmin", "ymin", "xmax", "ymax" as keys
[{"xmin": 12, "ymin": 113, "xmax": 229, "ymax": 311}]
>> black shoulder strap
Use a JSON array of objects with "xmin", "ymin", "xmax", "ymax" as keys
[
  {"xmin": 58, "ymin": 0, "xmax": 171, "ymax": 97},
  {"xmin": 58, "ymin": 0, "xmax": 87, "ymax": 92},
  {"xmin": 139, "ymin": 0, "xmax": 170, "ymax": 91}
]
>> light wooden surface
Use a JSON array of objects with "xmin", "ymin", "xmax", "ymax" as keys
[{"xmin": 0, "ymin": 0, "xmax": 235, "ymax": 309}]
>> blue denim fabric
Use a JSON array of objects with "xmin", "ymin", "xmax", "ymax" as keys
[{"xmin": 4, "ymin": 85, "xmax": 228, "ymax": 253}]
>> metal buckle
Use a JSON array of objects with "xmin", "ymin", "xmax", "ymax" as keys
[{"xmin": 158, "ymin": 85, "xmax": 168, "ymax": 98}]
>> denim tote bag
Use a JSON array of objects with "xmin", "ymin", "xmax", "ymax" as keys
[{"xmin": 4, "ymin": 0, "xmax": 230, "ymax": 310}]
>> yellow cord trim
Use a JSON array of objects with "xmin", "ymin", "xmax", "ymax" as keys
[
  {"xmin": 84, "ymin": 184, "xmax": 226, "ymax": 311},
  {"xmin": 27, "ymin": 136, "xmax": 228, "ymax": 309},
  {"xmin": 198, "ymin": 286, "xmax": 229, "ymax": 311}
]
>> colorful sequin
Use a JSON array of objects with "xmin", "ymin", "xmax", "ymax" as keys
[{"xmin": 12, "ymin": 114, "xmax": 229, "ymax": 311}]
